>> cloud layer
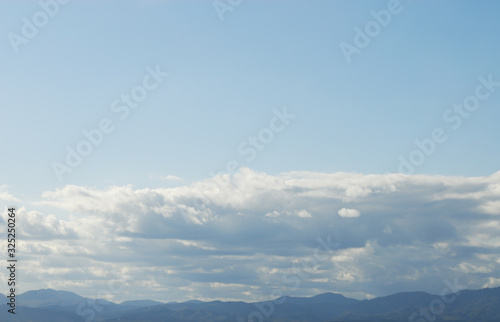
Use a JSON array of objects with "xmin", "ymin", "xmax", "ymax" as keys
[{"xmin": 3, "ymin": 168, "xmax": 500, "ymax": 302}]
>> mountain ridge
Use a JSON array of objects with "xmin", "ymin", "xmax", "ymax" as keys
[{"xmin": 0, "ymin": 286, "xmax": 499, "ymax": 321}]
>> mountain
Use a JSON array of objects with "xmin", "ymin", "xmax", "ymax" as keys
[
  {"xmin": 1, "ymin": 287, "xmax": 500, "ymax": 321},
  {"xmin": 0, "ymin": 304, "xmax": 85, "ymax": 322},
  {"xmin": 17, "ymin": 289, "xmax": 85, "ymax": 307},
  {"xmin": 120, "ymin": 299, "xmax": 166, "ymax": 307}
]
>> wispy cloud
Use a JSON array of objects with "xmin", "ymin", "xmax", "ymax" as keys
[
  {"xmin": 0, "ymin": 185, "xmax": 20, "ymax": 202},
  {"xmin": 149, "ymin": 174, "xmax": 185, "ymax": 182},
  {"xmin": 161, "ymin": 175, "xmax": 184, "ymax": 182}
]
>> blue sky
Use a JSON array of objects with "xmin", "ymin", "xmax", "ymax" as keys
[{"xmin": 1, "ymin": 0, "xmax": 500, "ymax": 305}]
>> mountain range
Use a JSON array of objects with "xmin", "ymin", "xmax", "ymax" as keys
[{"xmin": 1, "ymin": 286, "xmax": 500, "ymax": 321}]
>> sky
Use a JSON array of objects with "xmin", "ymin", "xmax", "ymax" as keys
[{"xmin": 1, "ymin": 0, "xmax": 500, "ymax": 305}]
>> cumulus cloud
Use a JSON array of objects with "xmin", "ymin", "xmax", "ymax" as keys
[
  {"xmin": 338, "ymin": 208, "xmax": 361, "ymax": 218},
  {"xmin": 20, "ymin": 207, "xmax": 79, "ymax": 239},
  {"xmin": 15, "ymin": 168, "xmax": 500, "ymax": 302}
]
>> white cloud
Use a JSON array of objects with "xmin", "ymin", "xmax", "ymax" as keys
[
  {"xmin": 265, "ymin": 209, "xmax": 311, "ymax": 218},
  {"xmin": 0, "ymin": 185, "xmax": 20, "ymax": 202},
  {"xmin": 160, "ymin": 175, "xmax": 184, "ymax": 182},
  {"xmin": 338, "ymin": 208, "xmax": 361, "ymax": 218},
  {"xmin": 15, "ymin": 168, "xmax": 500, "ymax": 302}
]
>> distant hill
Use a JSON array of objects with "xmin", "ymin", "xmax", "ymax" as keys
[
  {"xmin": 17, "ymin": 289, "xmax": 86, "ymax": 307},
  {"xmin": 120, "ymin": 299, "xmax": 166, "ymax": 307},
  {"xmin": 0, "ymin": 286, "xmax": 499, "ymax": 321},
  {"xmin": 0, "ymin": 304, "xmax": 85, "ymax": 322}
]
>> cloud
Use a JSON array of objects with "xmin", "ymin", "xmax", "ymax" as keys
[
  {"xmin": 159, "ymin": 174, "xmax": 184, "ymax": 182},
  {"xmin": 20, "ymin": 207, "xmax": 79, "ymax": 239},
  {"xmin": 338, "ymin": 208, "xmax": 361, "ymax": 218},
  {"xmin": 0, "ymin": 185, "xmax": 20, "ymax": 202},
  {"xmin": 18, "ymin": 168, "xmax": 500, "ymax": 302},
  {"xmin": 265, "ymin": 210, "xmax": 312, "ymax": 218}
]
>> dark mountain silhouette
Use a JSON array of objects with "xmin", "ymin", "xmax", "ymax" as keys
[{"xmin": 0, "ymin": 286, "xmax": 499, "ymax": 321}]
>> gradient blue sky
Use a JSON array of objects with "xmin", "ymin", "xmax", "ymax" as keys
[{"xmin": 1, "ymin": 0, "xmax": 500, "ymax": 304}]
